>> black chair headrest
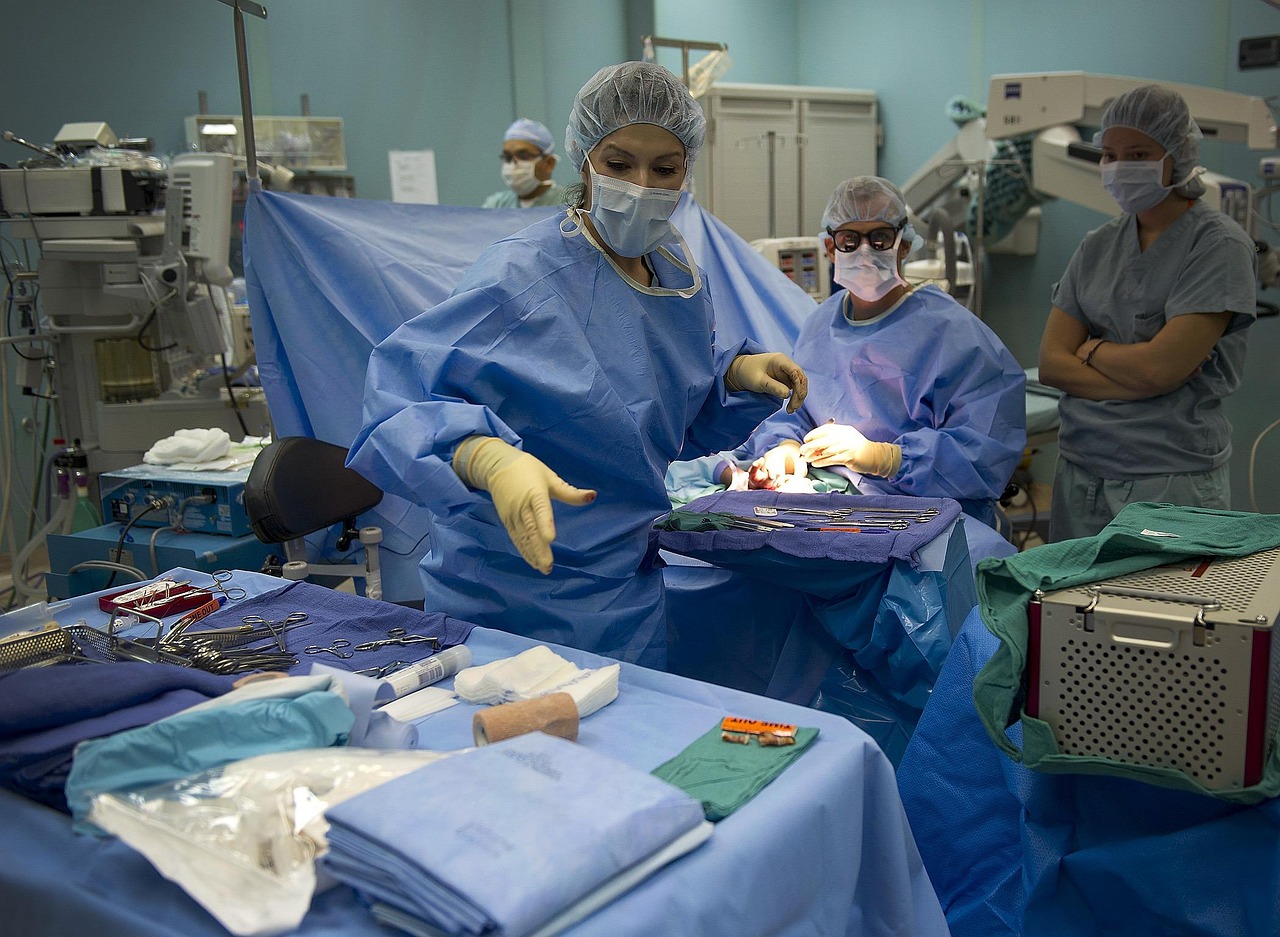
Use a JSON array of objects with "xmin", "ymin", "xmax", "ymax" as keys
[{"xmin": 244, "ymin": 437, "xmax": 383, "ymax": 543}]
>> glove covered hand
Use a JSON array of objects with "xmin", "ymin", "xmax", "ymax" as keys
[
  {"xmin": 725, "ymin": 353, "xmax": 808, "ymax": 414},
  {"xmin": 799, "ymin": 423, "xmax": 902, "ymax": 478},
  {"xmin": 453, "ymin": 437, "xmax": 596, "ymax": 574}
]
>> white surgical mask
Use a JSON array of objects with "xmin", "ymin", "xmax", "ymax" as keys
[
  {"xmin": 1099, "ymin": 158, "xmax": 1174, "ymax": 214},
  {"xmin": 584, "ymin": 157, "xmax": 682, "ymax": 257},
  {"xmin": 501, "ymin": 158, "xmax": 542, "ymax": 197},
  {"xmin": 833, "ymin": 233, "xmax": 906, "ymax": 302}
]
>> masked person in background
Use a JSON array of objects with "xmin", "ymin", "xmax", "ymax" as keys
[
  {"xmin": 1038, "ymin": 85, "xmax": 1257, "ymax": 541},
  {"xmin": 481, "ymin": 118, "xmax": 566, "ymax": 208},
  {"xmin": 350, "ymin": 62, "xmax": 807, "ymax": 668},
  {"xmin": 743, "ymin": 176, "xmax": 1025, "ymax": 526}
]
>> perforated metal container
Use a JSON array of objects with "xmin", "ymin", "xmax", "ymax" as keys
[
  {"xmin": 1028, "ymin": 548, "xmax": 1280, "ymax": 790},
  {"xmin": 0, "ymin": 624, "xmax": 190, "ymax": 672}
]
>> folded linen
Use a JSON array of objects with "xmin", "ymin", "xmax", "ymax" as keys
[{"xmin": 323, "ymin": 732, "xmax": 709, "ymax": 937}]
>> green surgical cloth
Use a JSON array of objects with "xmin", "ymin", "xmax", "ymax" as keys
[
  {"xmin": 654, "ymin": 510, "xmax": 738, "ymax": 532},
  {"xmin": 652, "ymin": 724, "xmax": 819, "ymax": 821}
]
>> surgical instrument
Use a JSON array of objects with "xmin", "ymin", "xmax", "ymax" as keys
[
  {"xmin": 241, "ymin": 612, "xmax": 309, "ymax": 651},
  {"xmin": 354, "ymin": 628, "xmax": 440, "ymax": 652},
  {"xmin": 355, "ymin": 659, "xmax": 410, "ymax": 678},
  {"xmin": 807, "ymin": 519, "xmax": 911, "ymax": 530},
  {"xmin": 197, "ymin": 569, "xmax": 248, "ymax": 602},
  {"xmin": 753, "ymin": 505, "xmax": 937, "ymax": 524},
  {"xmin": 304, "ymin": 639, "xmax": 354, "ymax": 659},
  {"xmin": 805, "ymin": 527, "xmax": 892, "ymax": 533}
]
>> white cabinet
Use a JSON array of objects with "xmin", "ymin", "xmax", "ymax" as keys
[{"xmin": 693, "ymin": 83, "xmax": 878, "ymax": 241}]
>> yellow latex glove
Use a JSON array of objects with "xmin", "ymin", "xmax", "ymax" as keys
[
  {"xmin": 724, "ymin": 353, "xmax": 809, "ymax": 414},
  {"xmin": 799, "ymin": 423, "xmax": 902, "ymax": 478},
  {"xmin": 752, "ymin": 440, "xmax": 808, "ymax": 485},
  {"xmin": 453, "ymin": 437, "xmax": 596, "ymax": 574}
]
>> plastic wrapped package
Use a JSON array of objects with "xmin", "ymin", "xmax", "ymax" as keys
[{"xmin": 88, "ymin": 747, "xmax": 450, "ymax": 936}]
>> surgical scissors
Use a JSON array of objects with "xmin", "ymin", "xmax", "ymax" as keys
[
  {"xmin": 354, "ymin": 628, "xmax": 440, "ymax": 652},
  {"xmin": 304, "ymin": 639, "xmax": 353, "ymax": 659}
]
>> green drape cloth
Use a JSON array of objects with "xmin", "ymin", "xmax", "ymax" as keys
[{"xmin": 652, "ymin": 723, "xmax": 819, "ymax": 821}]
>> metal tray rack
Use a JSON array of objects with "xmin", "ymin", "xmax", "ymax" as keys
[
  {"xmin": 1029, "ymin": 548, "xmax": 1280, "ymax": 790},
  {"xmin": 0, "ymin": 624, "xmax": 191, "ymax": 673}
]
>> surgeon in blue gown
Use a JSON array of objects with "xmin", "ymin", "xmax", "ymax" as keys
[
  {"xmin": 744, "ymin": 176, "xmax": 1026, "ymax": 526},
  {"xmin": 348, "ymin": 62, "xmax": 807, "ymax": 668}
]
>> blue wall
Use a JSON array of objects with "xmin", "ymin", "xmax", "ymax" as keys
[
  {"xmin": 0, "ymin": 0, "xmax": 638, "ymax": 203},
  {"xmin": 4, "ymin": 0, "xmax": 1280, "ymax": 514}
]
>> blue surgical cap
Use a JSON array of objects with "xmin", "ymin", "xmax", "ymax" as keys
[
  {"xmin": 565, "ymin": 62, "xmax": 706, "ymax": 172},
  {"xmin": 1095, "ymin": 85, "xmax": 1206, "ymax": 198},
  {"xmin": 504, "ymin": 118, "xmax": 555, "ymax": 155}
]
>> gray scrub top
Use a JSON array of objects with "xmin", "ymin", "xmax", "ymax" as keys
[{"xmin": 1051, "ymin": 200, "xmax": 1257, "ymax": 478}]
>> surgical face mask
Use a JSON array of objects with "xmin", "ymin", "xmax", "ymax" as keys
[
  {"xmin": 1100, "ymin": 158, "xmax": 1172, "ymax": 214},
  {"xmin": 584, "ymin": 157, "xmax": 682, "ymax": 257},
  {"xmin": 833, "ymin": 233, "xmax": 906, "ymax": 302},
  {"xmin": 501, "ymin": 158, "xmax": 541, "ymax": 197}
]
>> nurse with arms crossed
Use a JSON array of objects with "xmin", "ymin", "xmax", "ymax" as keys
[
  {"xmin": 349, "ymin": 62, "xmax": 806, "ymax": 668},
  {"xmin": 1038, "ymin": 85, "xmax": 1257, "ymax": 541}
]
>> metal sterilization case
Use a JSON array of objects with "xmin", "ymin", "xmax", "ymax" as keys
[{"xmin": 1027, "ymin": 548, "xmax": 1280, "ymax": 791}]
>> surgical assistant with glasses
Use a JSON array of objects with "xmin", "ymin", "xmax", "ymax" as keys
[
  {"xmin": 481, "ymin": 118, "xmax": 567, "ymax": 209},
  {"xmin": 348, "ymin": 62, "xmax": 807, "ymax": 668},
  {"xmin": 1038, "ymin": 85, "xmax": 1257, "ymax": 542},
  {"xmin": 742, "ymin": 176, "xmax": 1025, "ymax": 526}
]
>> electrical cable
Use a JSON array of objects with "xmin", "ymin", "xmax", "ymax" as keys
[
  {"xmin": 102, "ymin": 500, "xmax": 169, "ymax": 589},
  {"xmin": 136, "ymin": 275, "xmax": 178, "ymax": 351},
  {"xmin": 1249, "ymin": 415, "xmax": 1280, "ymax": 513},
  {"xmin": 68, "ymin": 560, "xmax": 148, "ymax": 582},
  {"xmin": 146, "ymin": 495, "xmax": 213, "ymax": 575},
  {"xmin": 149, "ymin": 525, "xmax": 178, "ymax": 579},
  {"xmin": 221, "ymin": 351, "xmax": 251, "ymax": 436}
]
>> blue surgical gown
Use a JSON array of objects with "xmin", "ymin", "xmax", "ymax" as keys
[
  {"xmin": 744, "ymin": 285, "xmax": 1026, "ymax": 524},
  {"xmin": 348, "ymin": 213, "xmax": 776, "ymax": 668}
]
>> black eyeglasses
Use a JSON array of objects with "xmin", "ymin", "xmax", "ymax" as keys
[
  {"xmin": 501, "ymin": 151, "xmax": 543, "ymax": 164},
  {"xmin": 826, "ymin": 224, "xmax": 902, "ymax": 253}
]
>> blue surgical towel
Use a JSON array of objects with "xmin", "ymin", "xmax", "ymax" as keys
[
  {"xmin": 323, "ymin": 732, "xmax": 708, "ymax": 937},
  {"xmin": 0, "ymin": 662, "xmax": 236, "ymax": 811}
]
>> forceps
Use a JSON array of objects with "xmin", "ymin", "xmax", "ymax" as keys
[
  {"xmin": 241, "ymin": 611, "xmax": 309, "ymax": 651},
  {"xmin": 304, "ymin": 639, "xmax": 353, "ymax": 658},
  {"xmin": 195, "ymin": 569, "xmax": 248, "ymax": 602},
  {"xmin": 354, "ymin": 627, "xmax": 440, "ymax": 652},
  {"xmin": 355, "ymin": 659, "xmax": 409, "ymax": 678}
]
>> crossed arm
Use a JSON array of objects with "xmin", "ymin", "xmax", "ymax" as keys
[{"xmin": 1038, "ymin": 306, "xmax": 1232, "ymax": 401}]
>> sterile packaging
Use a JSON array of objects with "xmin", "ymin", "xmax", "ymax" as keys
[
  {"xmin": 379, "ymin": 645, "xmax": 471, "ymax": 699},
  {"xmin": 88, "ymin": 747, "xmax": 449, "ymax": 936}
]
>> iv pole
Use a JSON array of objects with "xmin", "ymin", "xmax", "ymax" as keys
[
  {"xmin": 640, "ymin": 36, "xmax": 727, "ymax": 89},
  {"xmin": 214, "ymin": 0, "xmax": 268, "ymax": 186}
]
